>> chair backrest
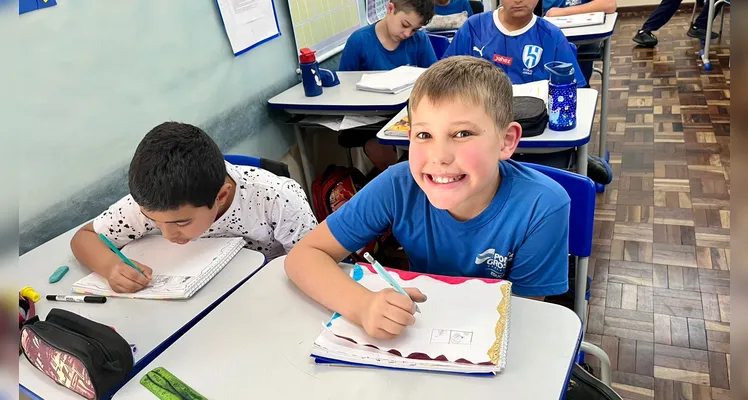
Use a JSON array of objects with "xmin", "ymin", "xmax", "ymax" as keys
[
  {"xmin": 469, "ymin": 0, "xmax": 484, "ymax": 14},
  {"xmin": 520, "ymin": 163, "xmax": 595, "ymax": 258},
  {"xmin": 427, "ymin": 34, "xmax": 451, "ymax": 60},
  {"xmin": 224, "ymin": 154, "xmax": 291, "ymax": 178}
]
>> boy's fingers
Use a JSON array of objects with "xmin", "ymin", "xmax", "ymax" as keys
[
  {"xmin": 136, "ymin": 263, "xmax": 153, "ymax": 279},
  {"xmin": 113, "ymin": 276, "xmax": 141, "ymax": 293},
  {"xmin": 373, "ymin": 329, "xmax": 396, "ymax": 340},
  {"xmin": 377, "ymin": 317, "xmax": 405, "ymax": 336},
  {"xmin": 383, "ymin": 304, "xmax": 416, "ymax": 326},
  {"xmin": 404, "ymin": 288, "xmax": 427, "ymax": 303},
  {"xmin": 121, "ymin": 265, "xmax": 151, "ymax": 286},
  {"xmin": 385, "ymin": 291, "xmax": 416, "ymax": 313}
]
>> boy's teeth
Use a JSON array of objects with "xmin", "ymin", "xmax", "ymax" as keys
[{"xmin": 432, "ymin": 175, "xmax": 462, "ymax": 184}]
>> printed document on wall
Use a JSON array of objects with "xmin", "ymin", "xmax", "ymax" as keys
[{"xmin": 217, "ymin": 0, "xmax": 281, "ymax": 56}]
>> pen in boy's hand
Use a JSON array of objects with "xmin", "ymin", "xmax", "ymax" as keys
[
  {"xmin": 98, "ymin": 233, "xmax": 145, "ymax": 275},
  {"xmin": 363, "ymin": 252, "xmax": 421, "ymax": 313}
]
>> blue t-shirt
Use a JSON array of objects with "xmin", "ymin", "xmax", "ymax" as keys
[
  {"xmin": 338, "ymin": 24, "xmax": 438, "ymax": 71},
  {"xmin": 543, "ymin": 0, "xmax": 592, "ymax": 14},
  {"xmin": 435, "ymin": 0, "xmax": 473, "ymax": 16},
  {"xmin": 327, "ymin": 160, "xmax": 571, "ymax": 297},
  {"xmin": 442, "ymin": 11, "xmax": 587, "ymax": 87}
]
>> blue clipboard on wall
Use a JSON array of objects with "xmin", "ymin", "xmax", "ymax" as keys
[{"xmin": 216, "ymin": 0, "xmax": 281, "ymax": 56}]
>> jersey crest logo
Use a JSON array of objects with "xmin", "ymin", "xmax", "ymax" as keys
[
  {"xmin": 472, "ymin": 45, "xmax": 486, "ymax": 57},
  {"xmin": 522, "ymin": 45, "xmax": 543, "ymax": 69}
]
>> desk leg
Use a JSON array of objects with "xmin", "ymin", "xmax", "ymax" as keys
[
  {"xmin": 577, "ymin": 144, "xmax": 588, "ymax": 177},
  {"xmin": 701, "ymin": 0, "xmax": 716, "ymax": 70},
  {"xmin": 599, "ymin": 37, "xmax": 611, "ymax": 159},
  {"xmin": 576, "ymin": 256, "xmax": 589, "ymax": 331},
  {"xmin": 294, "ymin": 125, "xmax": 314, "ymax": 196}
]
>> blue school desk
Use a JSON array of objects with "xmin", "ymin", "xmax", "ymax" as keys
[
  {"xmin": 17, "ymin": 226, "xmax": 266, "ymax": 400},
  {"xmin": 558, "ymin": 13, "xmax": 618, "ymax": 164},
  {"xmin": 377, "ymin": 88, "xmax": 599, "ymax": 177},
  {"xmin": 113, "ymin": 256, "xmax": 584, "ymax": 400},
  {"xmin": 268, "ymin": 71, "xmax": 412, "ymax": 194}
]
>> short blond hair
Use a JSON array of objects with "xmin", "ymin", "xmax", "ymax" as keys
[{"xmin": 409, "ymin": 56, "xmax": 513, "ymax": 130}]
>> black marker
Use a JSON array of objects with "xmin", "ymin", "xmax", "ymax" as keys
[{"xmin": 46, "ymin": 294, "xmax": 107, "ymax": 304}]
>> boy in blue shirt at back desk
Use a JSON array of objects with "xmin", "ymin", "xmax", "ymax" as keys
[
  {"xmin": 286, "ymin": 57, "xmax": 570, "ymax": 340},
  {"xmin": 435, "ymin": 0, "xmax": 473, "ymax": 16},
  {"xmin": 338, "ymin": 0, "xmax": 437, "ymax": 171},
  {"xmin": 338, "ymin": 0, "xmax": 437, "ymax": 71},
  {"xmin": 443, "ymin": 0, "xmax": 587, "ymax": 87}
]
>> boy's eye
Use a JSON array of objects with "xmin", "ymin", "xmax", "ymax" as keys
[
  {"xmin": 455, "ymin": 131, "xmax": 473, "ymax": 138},
  {"xmin": 174, "ymin": 221, "xmax": 192, "ymax": 227},
  {"xmin": 415, "ymin": 132, "xmax": 432, "ymax": 139}
]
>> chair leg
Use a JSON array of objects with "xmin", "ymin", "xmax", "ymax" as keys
[
  {"xmin": 719, "ymin": 5, "xmax": 726, "ymax": 38},
  {"xmin": 690, "ymin": 2, "xmax": 698, "ymax": 25},
  {"xmin": 580, "ymin": 342, "xmax": 612, "ymax": 386}
]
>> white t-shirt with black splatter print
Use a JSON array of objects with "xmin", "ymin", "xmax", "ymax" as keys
[{"xmin": 92, "ymin": 161, "xmax": 318, "ymax": 260}]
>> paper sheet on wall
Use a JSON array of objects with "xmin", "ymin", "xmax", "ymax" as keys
[{"xmin": 217, "ymin": 0, "xmax": 281, "ymax": 56}]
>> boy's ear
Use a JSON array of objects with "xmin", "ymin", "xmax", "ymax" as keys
[
  {"xmin": 215, "ymin": 182, "xmax": 233, "ymax": 206},
  {"xmin": 386, "ymin": 2, "xmax": 396, "ymax": 15},
  {"xmin": 498, "ymin": 122, "xmax": 522, "ymax": 161}
]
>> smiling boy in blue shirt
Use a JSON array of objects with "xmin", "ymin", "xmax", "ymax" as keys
[{"xmin": 286, "ymin": 57, "xmax": 569, "ymax": 340}]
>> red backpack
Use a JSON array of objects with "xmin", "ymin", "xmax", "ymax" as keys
[{"xmin": 311, "ymin": 165, "xmax": 392, "ymax": 263}]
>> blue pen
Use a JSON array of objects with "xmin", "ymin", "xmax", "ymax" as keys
[
  {"xmin": 98, "ymin": 234, "xmax": 144, "ymax": 275},
  {"xmin": 363, "ymin": 252, "xmax": 421, "ymax": 313}
]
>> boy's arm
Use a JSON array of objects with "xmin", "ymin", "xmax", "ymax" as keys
[
  {"xmin": 506, "ymin": 202, "xmax": 571, "ymax": 299},
  {"xmin": 70, "ymin": 195, "xmax": 154, "ymax": 292},
  {"xmin": 338, "ymin": 35, "xmax": 361, "ymax": 71},
  {"xmin": 418, "ymin": 32, "xmax": 438, "ymax": 68},
  {"xmin": 271, "ymin": 180, "xmax": 319, "ymax": 253},
  {"xmin": 285, "ymin": 220, "xmax": 372, "ymax": 326},
  {"xmin": 545, "ymin": 0, "xmax": 616, "ymax": 17},
  {"xmin": 441, "ymin": 23, "xmax": 473, "ymax": 58}
]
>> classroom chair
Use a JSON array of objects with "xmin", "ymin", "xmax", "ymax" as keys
[
  {"xmin": 223, "ymin": 154, "xmax": 291, "ymax": 178},
  {"xmin": 519, "ymin": 162, "xmax": 612, "ymax": 386},
  {"xmin": 469, "ymin": 0, "xmax": 484, "ymax": 14},
  {"xmin": 427, "ymin": 34, "xmax": 451, "ymax": 60}
]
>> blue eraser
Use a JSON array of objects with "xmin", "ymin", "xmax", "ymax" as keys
[{"xmin": 49, "ymin": 265, "xmax": 69, "ymax": 283}]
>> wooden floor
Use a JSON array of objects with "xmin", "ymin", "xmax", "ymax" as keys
[{"xmin": 584, "ymin": 8, "xmax": 731, "ymax": 400}]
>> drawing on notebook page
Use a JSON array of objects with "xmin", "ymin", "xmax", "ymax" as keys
[{"xmin": 430, "ymin": 329, "xmax": 473, "ymax": 345}]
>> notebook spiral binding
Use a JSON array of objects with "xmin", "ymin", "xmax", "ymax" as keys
[{"xmin": 185, "ymin": 238, "xmax": 246, "ymax": 298}]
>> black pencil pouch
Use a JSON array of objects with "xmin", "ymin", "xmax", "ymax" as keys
[
  {"xmin": 20, "ymin": 308, "xmax": 133, "ymax": 400},
  {"xmin": 513, "ymin": 96, "xmax": 549, "ymax": 137}
]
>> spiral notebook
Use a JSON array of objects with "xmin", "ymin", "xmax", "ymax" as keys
[
  {"xmin": 72, "ymin": 236, "xmax": 246, "ymax": 300},
  {"xmin": 311, "ymin": 264, "xmax": 512, "ymax": 375}
]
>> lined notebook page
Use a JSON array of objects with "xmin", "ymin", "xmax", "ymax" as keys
[{"xmin": 72, "ymin": 236, "xmax": 246, "ymax": 299}]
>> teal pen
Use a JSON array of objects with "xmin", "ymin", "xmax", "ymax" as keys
[
  {"xmin": 98, "ymin": 233, "xmax": 144, "ymax": 275},
  {"xmin": 363, "ymin": 252, "xmax": 421, "ymax": 313}
]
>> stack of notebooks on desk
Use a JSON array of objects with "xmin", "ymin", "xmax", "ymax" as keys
[
  {"xmin": 311, "ymin": 263, "xmax": 513, "ymax": 375},
  {"xmin": 544, "ymin": 12, "xmax": 605, "ymax": 29},
  {"xmin": 72, "ymin": 235, "xmax": 246, "ymax": 300},
  {"xmin": 356, "ymin": 66, "xmax": 426, "ymax": 94}
]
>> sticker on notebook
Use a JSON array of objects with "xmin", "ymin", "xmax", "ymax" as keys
[{"xmin": 430, "ymin": 329, "xmax": 473, "ymax": 345}]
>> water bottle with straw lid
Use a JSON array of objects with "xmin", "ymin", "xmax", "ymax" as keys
[{"xmin": 544, "ymin": 61, "xmax": 577, "ymax": 131}]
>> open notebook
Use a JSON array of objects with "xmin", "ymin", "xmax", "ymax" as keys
[
  {"xmin": 311, "ymin": 264, "xmax": 512, "ymax": 375},
  {"xmin": 72, "ymin": 236, "xmax": 246, "ymax": 300},
  {"xmin": 544, "ymin": 12, "xmax": 605, "ymax": 29},
  {"xmin": 356, "ymin": 66, "xmax": 426, "ymax": 94}
]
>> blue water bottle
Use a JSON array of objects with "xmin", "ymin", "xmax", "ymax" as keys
[
  {"xmin": 299, "ymin": 48, "xmax": 323, "ymax": 97},
  {"xmin": 544, "ymin": 61, "xmax": 577, "ymax": 131}
]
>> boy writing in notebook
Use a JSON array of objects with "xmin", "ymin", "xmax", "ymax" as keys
[
  {"xmin": 71, "ymin": 122, "xmax": 317, "ymax": 293},
  {"xmin": 442, "ymin": 0, "xmax": 587, "ymax": 87},
  {"xmin": 338, "ymin": 0, "xmax": 437, "ymax": 172},
  {"xmin": 286, "ymin": 57, "xmax": 570, "ymax": 339}
]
